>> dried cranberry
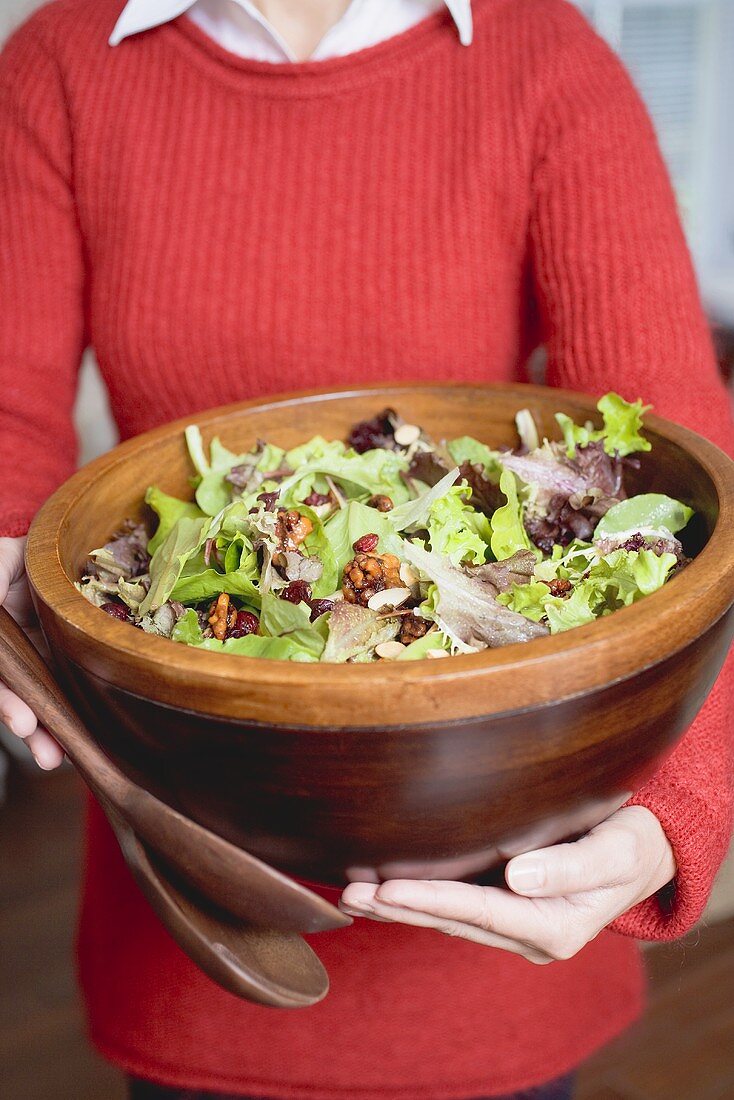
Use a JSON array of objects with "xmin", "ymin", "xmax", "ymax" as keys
[
  {"xmin": 308, "ymin": 599, "xmax": 335, "ymax": 622},
  {"xmin": 101, "ymin": 602, "xmax": 129, "ymax": 621},
  {"xmin": 282, "ymin": 580, "xmax": 312, "ymax": 604},
  {"xmin": 346, "ymin": 409, "xmax": 397, "ymax": 454},
  {"xmin": 256, "ymin": 491, "xmax": 279, "ymax": 511},
  {"xmin": 228, "ymin": 610, "xmax": 259, "ymax": 638},
  {"xmin": 547, "ymin": 578, "xmax": 572, "ymax": 598},
  {"xmin": 303, "ymin": 491, "xmax": 331, "ymax": 507},
  {"xmin": 353, "ymin": 532, "xmax": 379, "ymax": 553}
]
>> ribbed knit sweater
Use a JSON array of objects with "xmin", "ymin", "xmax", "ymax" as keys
[{"xmin": 1, "ymin": 1, "xmax": 732, "ymax": 1096}]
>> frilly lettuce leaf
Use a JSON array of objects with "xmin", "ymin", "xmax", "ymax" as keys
[
  {"xmin": 321, "ymin": 601, "xmax": 399, "ymax": 663},
  {"xmin": 555, "ymin": 393, "xmax": 651, "ymax": 459},
  {"xmin": 145, "ymin": 486, "xmax": 205, "ymax": 555},
  {"xmin": 594, "ymin": 494, "xmax": 693, "ymax": 539},
  {"xmin": 500, "ymin": 547, "xmax": 677, "ymax": 635},
  {"xmin": 278, "ymin": 443, "xmax": 410, "ymax": 507},
  {"xmin": 490, "ymin": 469, "xmax": 534, "ymax": 561},
  {"xmin": 447, "ymin": 436, "xmax": 502, "ymax": 478},
  {"xmin": 426, "ymin": 484, "xmax": 492, "ymax": 565}
]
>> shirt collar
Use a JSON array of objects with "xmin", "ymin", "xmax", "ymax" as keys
[{"xmin": 109, "ymin": 0, "xmax": 473, "ymax": 49}]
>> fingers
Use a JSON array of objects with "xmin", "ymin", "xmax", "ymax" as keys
[
  {"xmin": 0, "ymin": 683, "xmax": 64, "ymax": 770},
  {"xmin": 506, "ymin": 814, "xmax": 642, "ymax": 898},
  {"xmin": 340, "ymin": 883, "xmax": 550, "ymax": 959}
]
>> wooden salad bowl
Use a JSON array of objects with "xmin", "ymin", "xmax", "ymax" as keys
[{"xmin": 25, "ymin": 384, "xmax": 734, "ymax": 886}]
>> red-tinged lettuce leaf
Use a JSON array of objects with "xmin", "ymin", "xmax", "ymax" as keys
[
  {"xmin": 403, "ymin": 542, "xmax": 548, "ymax": 651},
  {"xmin": 322, "ymin": 601, "xmax": 400, "ymax": 663}
]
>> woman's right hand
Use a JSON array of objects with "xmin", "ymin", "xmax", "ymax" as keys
[{"xmin": 0, "ymin": 536, "xmax": 64, "ymax": 769}]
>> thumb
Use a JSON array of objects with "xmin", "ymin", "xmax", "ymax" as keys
[
  {"xmin": 0, "ymin": 536, "xmax": 27, "ymax": 605},
  {"xmin": 505, "ymin": 812, "xmax": 641, "ymax": 897}
]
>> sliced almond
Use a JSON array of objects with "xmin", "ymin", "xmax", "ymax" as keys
[
  {"xmin": 426, "ymin": 648, "xmax": 449, "ymax": 659},
  {"xmin": 393, "ymin": 423, "xmax": 421, "ymax": 447},
  {"xmin": 375, "ymin": 640, "xmax": 407, "ymax": 660},
  {"xmin": 399, "ymin": 562, "xmax": 419, "ymax": 588},
  {"xmin": 367, "ymin": 587, "xmax": 411, "ymax": 612}
]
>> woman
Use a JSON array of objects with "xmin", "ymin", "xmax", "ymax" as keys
[{"xmin": 0, "ymin": 1, "xmax": 731, "ymax": 1098}]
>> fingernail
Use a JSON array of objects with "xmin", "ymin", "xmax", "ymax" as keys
[
  {"xmin": 508, "ymin": 859, "xmax": 543, "ymax": 891},
  {"xmin": 340, "ymin": 905, "xmax": 369, "ymax": 917},
  {"xmin": 0, "ymin": 711, "xmax": 15, "ymax": 735},
  {"xmin": 344, "ymin": 900, "xmax": 374, "ymax": 914},
  {"xmin": 32, "ymin": 743, "xmax": 59, "ymax": 770}
]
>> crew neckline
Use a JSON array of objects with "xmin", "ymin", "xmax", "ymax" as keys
[{"xmin": 164, "ymin": 3, "xmax": 467, "ymax": 96}]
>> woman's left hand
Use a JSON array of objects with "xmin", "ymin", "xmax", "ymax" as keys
[{"xmin": 339, "ymin": 806, "xmax": 676, "ymax": 964}]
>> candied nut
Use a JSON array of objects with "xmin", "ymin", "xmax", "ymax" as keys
[
  {"xmin": 208, "ymin": 593, "xmax": 235, "ymax": 641},
  {"xmin": 342, "ymin": 551, "xmax": 403, "ymax": 606},
  {"xmin": 375, "ymin": 641, "xmax": 406, "ymax": 660},
  {"xmin": 368, "ymin": 494, "xmax": 394, "ymax": 513},
  {"xmin": 353, "ymin": 532, "xmax": 379, "ymax": 553},
  {"xmin": 398, "ymin": 612, "xmax": 429, "ymax": 645},
  {"xmin": 393, "ymin": 423, "xmax": 421, "ymax": 447},
  {"xmin": 426, "ymin": 648, "xmax": 449, "ymax": 659},
  {"xmin": 367, "ymin": 587, "xmax": 411, "ymax": 612}
]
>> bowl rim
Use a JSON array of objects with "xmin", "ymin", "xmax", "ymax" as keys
[{"xmin": 25, "ymin": 382, "xmax": 734, "ymax": 728}]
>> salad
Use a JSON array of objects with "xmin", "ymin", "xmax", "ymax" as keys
[{"xmin": 77, "ymin": 394, "xmax": 694, "ymax": 663}]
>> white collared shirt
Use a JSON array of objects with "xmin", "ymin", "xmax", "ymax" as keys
[{"xmin": 110, "ymin": 0, "xmax": 473, "ymax": 63}]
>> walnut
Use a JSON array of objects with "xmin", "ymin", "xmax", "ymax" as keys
[
  {"xmin": 398, "ymin": 614, "xmax": 429, "ymax": 646},
  {"xmin": 342, "ymin": 552, "xmax": 402, "ymax": 606},
  {"xmin": 208, "ymin": 593, "xmax": 236, "ymax": 641}
]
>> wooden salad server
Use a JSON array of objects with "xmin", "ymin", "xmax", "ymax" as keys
[
  {"xmin": 0, "ymin": 606, "xmax": 349, "ymax": 935},
  {"xmin": 105, "ymin": 802, "xmax": 329, "ymax": 1006}
]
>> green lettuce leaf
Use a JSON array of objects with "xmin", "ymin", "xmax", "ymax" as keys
[
  {"xmin": 426, "ymin": 484, "xmax": 492, "ymax": 565},
  {"xmin": 555, "ymin": 393, "xmax": 651, "ymax": 459},
  {"xmin": 145, "ymin": 486, "xmax": 205, "ymax": 555},
  {"xmin": 597, "ymin": 393, "xmax": 651, "ymax": 457},
  {"xmin": 277, "ymin": 444, "xmax": 410, "ymax": 507},
  {"xmin": 594, "ymin": 494, "xmax": 693, "ymax": 539},
  {"xmin": 139, "ymin": 516, "xmax": 210, "ymax": 614},
  {"xmin": 172, "ymin": 606, "xmax": 322, "ymax": 661},
  {"xmin": 387, "ymin": 467, "xmax": 460, "ymax": 532},
  {"xmin": 490, "ymin": 469, "xmax": 533, "ymax": 561},
  {"xmin": 298, "ymin": 504, "xmax": 339, "ymax": 597},
  {"xmin": 322, "ymin": 501, "xmax": 405, "ymax": 575},
  {"xmin": 447, "ymin": 436, "xmax": 502, "ymax": 477}
]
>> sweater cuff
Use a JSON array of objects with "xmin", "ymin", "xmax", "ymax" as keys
[
  {"xmin": 0, "ymin": 511, "xmax": 36, "ymax": 538},
  {"xmin": 609, "ymin": 782, "xmax": 730, "ymax": 942}
]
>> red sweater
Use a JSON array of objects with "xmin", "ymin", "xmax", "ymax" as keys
[{"xmin": 1, "ymin": 1, "xmax": 732, "ymax": 1096}]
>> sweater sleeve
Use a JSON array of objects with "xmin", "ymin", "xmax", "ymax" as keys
[
  {"xmin": 528, "ymin": 9, "xmax": 734, "ymax": 940},
  {"xmin": 0, "ymin": 8, "xmax": 86, "ymax": 539}
]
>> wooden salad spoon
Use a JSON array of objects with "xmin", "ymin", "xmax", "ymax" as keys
[
  {"xmin": 106, "ymin": 802, "xmax": 329, "ymax": 1006},
  {"xmin": 0, "ymin": 606, "xmax": 349, "ymax": 935}
]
